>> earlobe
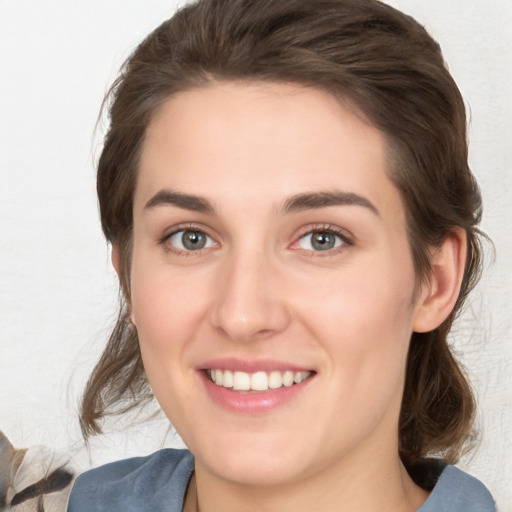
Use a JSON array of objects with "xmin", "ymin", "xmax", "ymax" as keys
[{"xmin": 412, "ymin": 229, "xmax": 467, "ymax": 333}]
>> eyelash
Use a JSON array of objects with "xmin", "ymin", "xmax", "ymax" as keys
[
  {"xmin": 158, "ymin": 223, "xmax": 218, "ymax": 256},
  {"xmin": 292, "ymin": 224, "xmax": 353, "ymax": 256},
  {"xmin": 158, "ymin": 223, "xmax": 353, "ymax": 256}
]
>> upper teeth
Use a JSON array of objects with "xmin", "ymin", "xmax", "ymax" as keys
[{"xmin": 207, "ymin": 369, "xmax": 312, "ymax": 391}]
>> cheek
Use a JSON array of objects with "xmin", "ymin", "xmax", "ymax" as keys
[
  {"xmin": 129, "ymin": 261, "xmax": 205, "ymax": 409},
  {"xmin": 295, "ymin": 255, "xmax": 416, "ymax": 381},
  {"xmin": 131, "ymin": 230, "xmax": 207, "ymax": 306},
  {"xmin": 129, "ymin": 256, "xmax": 209, "ymax": 357}
]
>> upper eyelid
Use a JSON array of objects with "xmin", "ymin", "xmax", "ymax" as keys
[
  {"xmin": 287, "ymin": 224, "xmax": 354, "ymax": 257},
  {"xmin": 295, "ymin": 223, "xmax": 353, "ymax": 242},
  {"xmin": 161, "ymin": 222, "xmax": 216, "ymax": 239},
  {"xmin": 157, "ymin": 223, "xmax": 219, "ymax": 250},
  {"xmin": 158, "ymin": 226, "xmax": 219, "ymax": 257}
]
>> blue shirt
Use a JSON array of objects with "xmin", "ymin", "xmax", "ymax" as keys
[{"xmin": 67, "ymin": 449, "xmax": 495, "ymax": 511}]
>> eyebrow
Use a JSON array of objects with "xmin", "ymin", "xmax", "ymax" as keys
[
  {"xmin": 283, "ymin": 191, "xmax": 379, "ymax": 216},
  {"xmin": 144, "ymin": 188, "xmax": 379, "ymax": 216},
  {"xmin": 144, "ymin": 190, "xmax": 214, "ymax": 213}
]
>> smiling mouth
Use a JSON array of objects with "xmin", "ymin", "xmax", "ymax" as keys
[{"xmin": 205, "ymin": 369, "xmax": 314, "ymax": 392}]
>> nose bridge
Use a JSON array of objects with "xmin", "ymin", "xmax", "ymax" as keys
[{"xmin": 210, "ymin": 243, "xmax": 290, "ymax": 342}]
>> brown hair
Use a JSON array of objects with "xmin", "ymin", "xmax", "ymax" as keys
[{"xmin": 81, "ymin": 0, "xmax": 484, "ymax": 464}]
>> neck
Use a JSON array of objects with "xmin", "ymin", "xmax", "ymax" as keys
[{"xmin": 185, "ymin": 450, "xmax": 429, "ymax": 512}]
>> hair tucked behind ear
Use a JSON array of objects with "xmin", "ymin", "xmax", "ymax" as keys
[
  {"xmin": 400, "ymin": 328, "xmax": 476, "ymax": 464},
  {"xmin": 80, "ymin": 0, "xmax": 486, "ymax": 464}
]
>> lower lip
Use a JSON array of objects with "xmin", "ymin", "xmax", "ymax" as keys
[{"xmin": 199, "ymin": 372, "xmax": 314, "ymax": 414}]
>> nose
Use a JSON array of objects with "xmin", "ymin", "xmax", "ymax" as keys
[{"xmin": 209, "ymin": 250, "xmax": 291, "ymax": 343}]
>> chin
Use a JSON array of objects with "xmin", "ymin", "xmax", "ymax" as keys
[
  {"xmin": 202, "ymin": 448, "xmax": 309, "ymax": 486},
  {"xmin": 186, "ymin": 424, "xmax": 330, "ymax": 487}
]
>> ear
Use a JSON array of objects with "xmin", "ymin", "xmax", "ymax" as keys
[{"xmin": 413, "ymin": 228, "xmax": 467, "ymax": 333}]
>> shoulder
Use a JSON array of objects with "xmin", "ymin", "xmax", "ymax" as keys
[
  {"xmin": 67, "ymin": 448, "xmax": 194, "ymax": 512},
  {"xmin": 418, "ymin": 464, "xmax": 496, "ymax": 512}
]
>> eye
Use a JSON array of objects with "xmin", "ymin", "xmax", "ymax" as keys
[
  {"xmin": 297, "ymin": 230, "xmax": 345, "ymax": 252},
  {"xmin": 167, "ymin": 229, "xmax": 216, "ymax": 252}
]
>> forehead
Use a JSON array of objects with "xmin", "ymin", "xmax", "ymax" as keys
[{"xmin": 136, "ymin": 81, "xmax": 404, "ymax": 223}]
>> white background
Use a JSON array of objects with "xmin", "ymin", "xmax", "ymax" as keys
[{"xmin": 1, "ymin": 1, "xmax": 511, "ymax": 509}]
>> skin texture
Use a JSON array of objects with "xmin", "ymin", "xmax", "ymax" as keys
[{"xmin": 116, "ymin": 82, "xmax": 466, "ymax": 512}]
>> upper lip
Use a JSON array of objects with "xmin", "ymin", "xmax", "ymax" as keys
[{"xmin": 198, "ymin": 357, "xmax": 314, "ymax": 373}]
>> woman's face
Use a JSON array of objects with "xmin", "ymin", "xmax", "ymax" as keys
[{"xmin": 129, "ymin": 82, "xmax": 427, "ymax": 485}]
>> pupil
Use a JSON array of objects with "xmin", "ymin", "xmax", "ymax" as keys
[
  {"xmin": 182, "ymin": 231, "xmax": 206, "ymax": 250},
  {"xmin": 312, "ymin": 232, "xmax": 334, "ymax": 251}
]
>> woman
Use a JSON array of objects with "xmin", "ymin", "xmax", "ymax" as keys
[{"xmin": 67, "ymin": 0, "xmax": 495, "ymax": 510}]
